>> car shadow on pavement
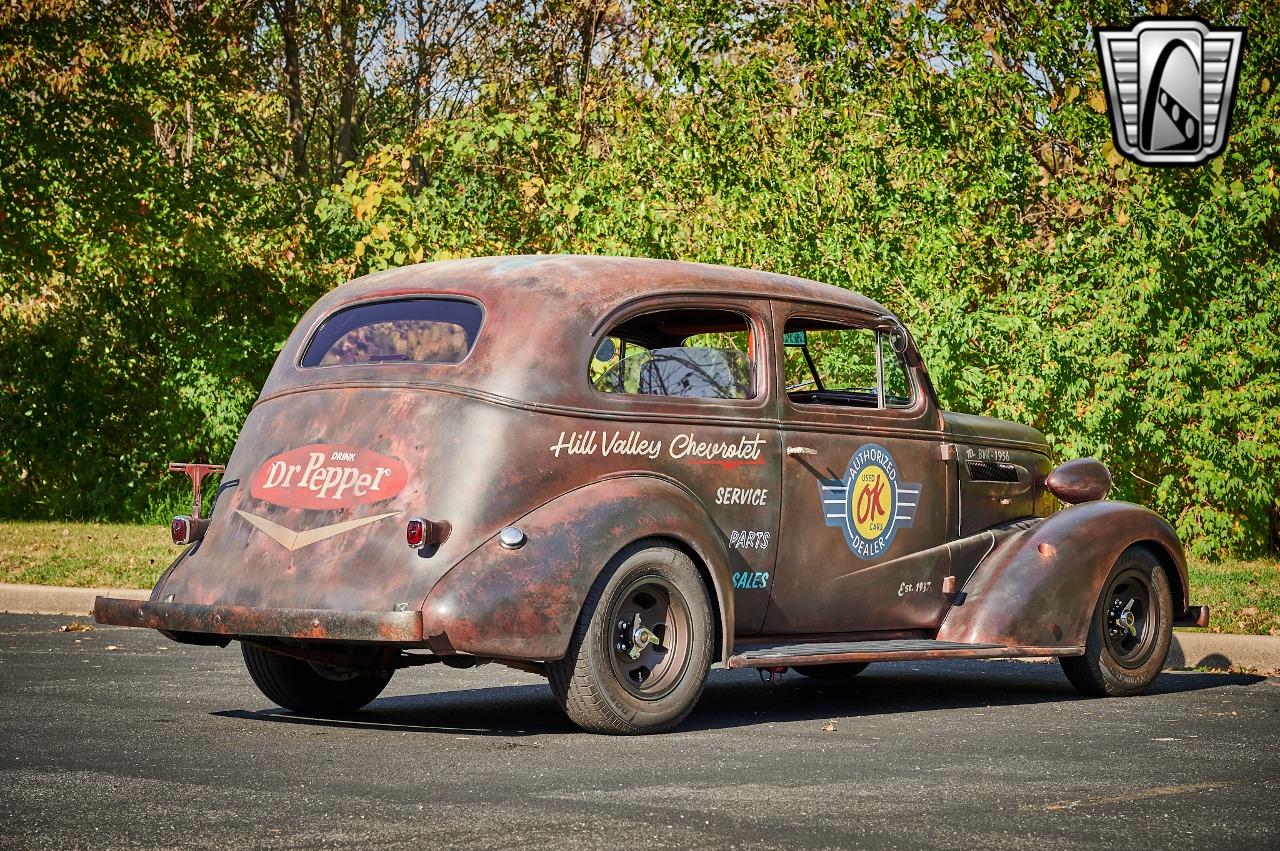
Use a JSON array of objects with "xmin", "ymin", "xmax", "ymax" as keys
[{"xmin": 212, "ymin": 660, "xmax": 1265, "ymax": 737}]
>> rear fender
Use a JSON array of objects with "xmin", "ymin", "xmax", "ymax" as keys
[
  {"xmin": 421, "ymin": 474, "xmax": 734, "ymax": 662},
  {"xmin": 937, "ymin": 501, "xmax": 1188, "ymax": 650}
]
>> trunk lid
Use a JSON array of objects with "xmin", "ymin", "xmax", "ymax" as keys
[{"xmin": 157, "ymin": 386, "xmax": 487, "ymax": 613}]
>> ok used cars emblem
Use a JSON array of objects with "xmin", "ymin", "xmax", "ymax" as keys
[{"xmin": 819, "ymin": 444, "xmax": 921, "ymax": 560}]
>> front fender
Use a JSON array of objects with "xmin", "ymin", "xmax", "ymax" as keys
[
  {"xmin": 937, "ymin": 501, "xmax": 1188, "ymax": 650},
  {"xmin": 421, "ymin": 474, "xmax": 734, "ymax": 662}
]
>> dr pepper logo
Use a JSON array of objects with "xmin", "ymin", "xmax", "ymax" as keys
[{"xmin": 250, "ymin": 444, "xmax": 408, "ymax": 510}]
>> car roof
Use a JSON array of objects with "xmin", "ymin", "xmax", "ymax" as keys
[
  {"xmin": 261, "ymin": 255, "xmax": 902, "ymax": 406},
  {"xmin": 324, "ymin": 255, "xmax": 894, "ymax": 321}
]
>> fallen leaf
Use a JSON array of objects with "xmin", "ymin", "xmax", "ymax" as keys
[
  {"xmin": 105, "ymin": 645, "xmax": 119, "ymax": 651},
  {"xmin": 1240, "ymin": 607, "xmax": 1259, "ymax": 616},
  {"xmin": 821, "ymin": 720, "xmax": 838, "ymax": 733},
  {"xmin": 59, "ymin": 622, "xmax": 94, "ymax": 632}
]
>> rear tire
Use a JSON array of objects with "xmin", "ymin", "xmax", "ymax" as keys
[
  {"xmin": 549, "ymin": 542, "xmax": 714, "ymax": 734},
  {"xmin": 792, "ymin": 662, "xmax": 869, "ymax": 680},
  {"xmin": 1060, "ymin": 547, "xmax": 1172, "ymax": 697},
  {"xmin": 241, "ymin": 642, "xmax": 392, "ymax": 715}
]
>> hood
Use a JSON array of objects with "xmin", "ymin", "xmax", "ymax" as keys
[{"xmin": 943, "ymin": 411, "xmax": 1049, "ymax": 453}]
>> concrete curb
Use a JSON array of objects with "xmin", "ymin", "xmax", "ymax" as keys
[
  {"xmin": 1166, "ymin": 632, "xmax": 1280, "ymax": 674},
  {"xmin": 0, "ymin": 583, "xmax": 149, "ymax": 617},
  {"xmin": 1, "ymin": 583, "xmax": 1276, "ymax": 672}
]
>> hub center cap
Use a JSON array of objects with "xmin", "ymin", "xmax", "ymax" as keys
[
  {"xmin": 618, "ymin": 614, "xmax": 662, "ymax": 660},
  {"xmin": 1110, "ymin": 599, "xmax": 1138, "ymax": 637}
]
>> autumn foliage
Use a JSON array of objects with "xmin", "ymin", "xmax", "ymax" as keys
[{"xmin": 0, "ymin": 1, "xmax": 1276, "ymax": 558}]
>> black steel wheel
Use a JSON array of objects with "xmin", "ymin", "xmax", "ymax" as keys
[
  {"xmin": 241, "ymin": 642, "xmax": 392, "ymax": 715},
  {"xmin": 792, "ymin": 662, "xmax": 870, "ymax": 680},
  {"xmin": 549, "ymin": 541, "xmax": 714, "ymax": 734},
  {"xmin": 1061, "ymin": 546, "xmax": 1172, "ymax": 697}
]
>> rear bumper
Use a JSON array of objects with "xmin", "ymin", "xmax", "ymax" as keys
[
  {"xmin": 93, "ymin": 596, "xmax": 424, "ymax": 644},
  {"xmin": 1174, "ymin": 605, "xmax": 1211, "ymax": 628}
]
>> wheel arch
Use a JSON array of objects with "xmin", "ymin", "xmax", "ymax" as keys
[
  {"xmin": 421, "ymin": 474, "xmax": 735, "ymax": 662},
  {"xmin": 1132, "ymin": 539, "xmax": 1188, "ymax": 617}
]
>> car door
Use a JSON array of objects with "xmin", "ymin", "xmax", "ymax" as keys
[
  {"xmin": 762, "ymin": 302, "xmax": 952, "ymax": 635},
  {"xmin": 587, "ymin": 297, "xmax": 782, "ymax": 636}
]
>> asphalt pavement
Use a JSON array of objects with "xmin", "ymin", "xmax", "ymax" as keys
[{"xmin": 1, "ymin": 612, "xmax": 1276, "ymax": 850}]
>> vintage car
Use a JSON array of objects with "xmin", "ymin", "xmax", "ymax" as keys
[{"xmin": 95, "ymin": 255, "xmax": 1209, "ymax": 734}]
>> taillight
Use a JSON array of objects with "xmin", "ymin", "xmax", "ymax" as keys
[
  {"xmin": 171, "ymin": 515, "xmax": 209, "ymax": 546},
  {"xmin": 407, "ymin": 517, "xmax": 449, "ymax": 550},
  {"xmin": 171, "ymin": 516, "xmax": 191, "ymax": 545},
  {"xmin": 406, "ymin": 518, "xmax": 426, "ymax": 549}
]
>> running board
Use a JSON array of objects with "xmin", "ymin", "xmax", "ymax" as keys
[{"xmin": 726, "ymin": 639, "xmax": 1083, "ymax": 669}]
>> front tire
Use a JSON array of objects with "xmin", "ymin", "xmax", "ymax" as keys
[
  {"xmin": 1060, "ymin": 547, "xmax": 1172, "ymax": 697},
  {"xmin": 241, "ymin": 643, "xmax": 392, "ymax": 715},
  {"xmin": 549, "ymin": 542, "xmax": 714, "ymax": 734}
]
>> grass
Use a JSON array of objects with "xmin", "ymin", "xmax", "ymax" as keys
[
  {"xmin": 0, "ymin": 521, "xmax": 1277, "ymax": 636},
  {"xmin": 0, "ymin": 522, "xmax": 174, "ymax": 590},
  {"xmin": 1184, "ymin": 558, "xmax": 1280, "ymax": 636}
]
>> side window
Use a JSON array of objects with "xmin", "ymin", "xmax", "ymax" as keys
[
  {"xmin": 783, "ymin": 317, "xmax": 913, "ymax": 409},
  {"xmin": 593, "ymin": 308, "xmax": 755, "ymax": 400}
]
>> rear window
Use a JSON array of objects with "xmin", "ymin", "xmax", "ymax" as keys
[{"xmin": 301, "ymin": 298, "xmax": 483, "ymax": 367}]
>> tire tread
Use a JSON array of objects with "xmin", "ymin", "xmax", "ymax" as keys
[
  {"xmin": 241, "ymin": 643, "xmax": 390, "ymax": 715},
  {"xmin": 548, "ymin": 542, "xmax": 712, "ymax": 735}
]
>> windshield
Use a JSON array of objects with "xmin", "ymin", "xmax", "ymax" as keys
[{"xmin": 301, "ymin": 298, "xmax": 483, "ymax": 367}]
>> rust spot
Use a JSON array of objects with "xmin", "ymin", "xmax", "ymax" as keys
[{"xmin": 1038, "ymin": 542, "xmax": 1056, "ymax": 558}]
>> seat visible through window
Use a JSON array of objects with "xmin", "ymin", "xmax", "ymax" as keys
[{"xmin": 593, "ymin": 308, "xmax": 755, "ymax": 401}]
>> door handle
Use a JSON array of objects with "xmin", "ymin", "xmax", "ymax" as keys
[{"xmin": 786, "ymin": 446, "xmax": 818, "ymax": 457}]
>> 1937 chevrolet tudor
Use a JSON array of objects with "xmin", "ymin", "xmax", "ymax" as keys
[{"xmin": 95, "ymin": 255, "xmax": 1209, "ymax": 734}]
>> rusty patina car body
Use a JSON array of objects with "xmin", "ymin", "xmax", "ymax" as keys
[{"xmin": 96, "ymin": 255, "xmax": 1208, "ymax": 733}]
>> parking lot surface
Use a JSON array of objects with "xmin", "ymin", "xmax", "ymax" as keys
[{"xmin": 0, "ymin": 613, "xmax": 1276, "ymax": 850}]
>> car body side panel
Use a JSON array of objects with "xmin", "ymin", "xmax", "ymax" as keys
[
  {"xmin": 937, "ymin": 500, "xmax": 1189, "ymax": 649},
  {"xmin": 421, "ymin": 475, "xmax": 736, "ymax": 661}
]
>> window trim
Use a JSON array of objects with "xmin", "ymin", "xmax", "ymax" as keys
[
  {"xmin": 297, "ymin": 295, "xmax": 486, "ymax": 371},
  {"xmin": 588, "ymin": 304, "xmax": 767, "ymax": 406},
  {"xmin": 780, "ymin": 312, "xmax": 920, "ymax": 416}
]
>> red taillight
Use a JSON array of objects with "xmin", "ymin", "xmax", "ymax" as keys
[
  {"xmin": 407, "ymin": 517, "xmax": 449, "ymax": 550},
  {"xmin": 171, "ymin": 515, "xmax": 209, "ymax": 546},
  {"xmin": 171, "ymin": 516, "xmax": 192, "ymax": 545},
  {"xmin": 406, "ymin": 518, "xmax": 426, "ymax": 549}
]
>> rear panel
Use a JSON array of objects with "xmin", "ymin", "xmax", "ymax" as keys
[{"xmin": 158, "ymin": 387, "xmax": 562, "ymax": 613}]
